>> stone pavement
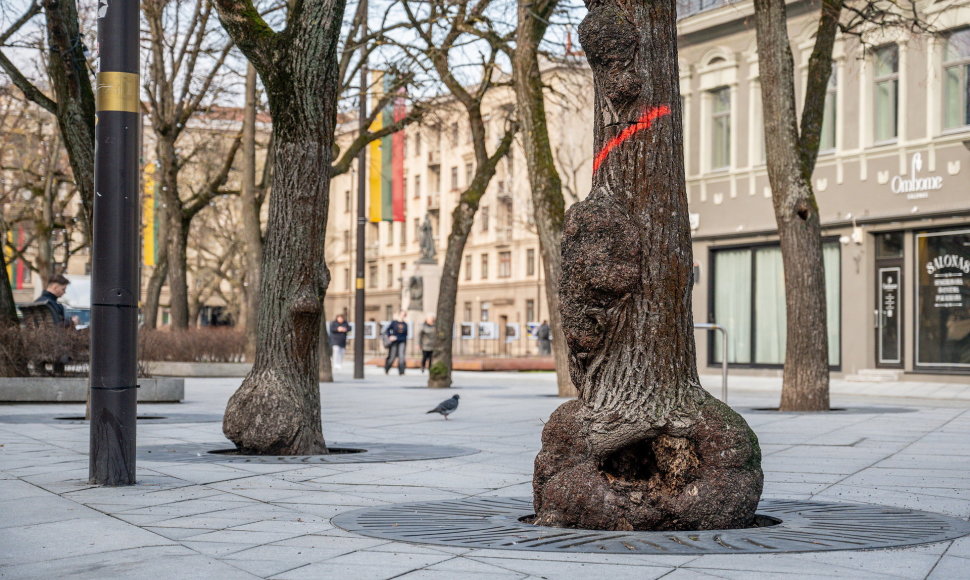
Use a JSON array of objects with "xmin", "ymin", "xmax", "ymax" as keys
[{"xmin": 1, "ymin": 369, "xmax": 969, "ymax": 579}]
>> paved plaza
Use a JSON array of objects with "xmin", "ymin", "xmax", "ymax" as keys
[{"xmin": 1, "ymin": 370, "xmax": 969, "ymax": 579}]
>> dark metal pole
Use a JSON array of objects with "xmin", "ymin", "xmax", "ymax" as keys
[
  {"xmin": 353, "ymin": 0, "xmax": 368, "ymax": 380},
  {"xmin": 89, "ymin": 0, "xmax": 140, "ymax": 485}
]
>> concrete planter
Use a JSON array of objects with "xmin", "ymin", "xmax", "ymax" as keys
[
  {"xmin": 145, "ymin": 361, "xmax": 251, "ymax": 378},
  {"xmin": 0, "ymin": 377, "xmax": 184, "ymax": 403}
]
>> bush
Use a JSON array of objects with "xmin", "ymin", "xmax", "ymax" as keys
[
  {"xmin": 139, "ymin": 328, "xmax": 247, "ymax": 364},
  {"xmin": 0, "ymin": 325, "xmax": 89, "ymax": 377}
]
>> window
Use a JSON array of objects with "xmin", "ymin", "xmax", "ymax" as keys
[
  {"xmin": 464, "ymin": 302, "xmax": 472, "ymax": 321},
  {"xmin": 526, "ymin": 248, "xmax": 536, "ymax": 276},
  {"xmin": 343, "ymin": 230, "xmax": 350, "ymax": 253},
  {"xmin": 915, "ymin": 229, "xmax": 970, "ymax": 371},
  {"xmin": 710, "ymin": 87, "xmax": 731, "ymax": 169},
  {"xmin": 450, "ymin": 166, "xmax": 459, "ymax": 190},
  {"xmin": 526, "ymin": 299, "xmax": 535, "ymax": 323},
  {"xmin": 465, "ymin": 254, "xmax": 472, "ymax": 281},
  {"xmin": 481, "ymin": 253, "xmax": 489, "ymax": 279},
  {"xmin": 480, "ymin": 205, "xmax": 490, "ymax": 232},
  {"xmin": 400, "ymin": 262, "xmax": 406, "ymax": 284},
  {"xmin": 944, "ymin": 29, "xmax": 970, "ymax": 130},
  {"xmin": 385, "ymin": 305, "xmax": 394, "ymax": 321},
  {"xmin": 368, "ymin": 264, "xmax": 378, "ymax": 288},
  {"xmin": 414, "ymin": 131, "xmax": 422, "ymax": 157},
  {"xmin": 386, "ymin": 222, "xmax": 394, "ymax": 246},
  {"xmin": 344, "ymin": 189, "xmax": 351, "ymax": 212},
  {"xmin": 414, "ymin": 174, "xmax": 421, "ymax": 198},
  {"xmin": 450, "ymin": 122, "xmax": 459, "ymax": 146},
  {"xmin": 414, "ymin": 218, "xmax": 420, "ymax": 243},
  {"xmin": 344, "ymin": 268, "xmax": 350, "ymax": 290},
  {"xmin": 873, "ymin": 44, "xmax": 899, "ymax": 142},
  {"xmin": 387, "ymin": 263, "xmax": 394, "ymax": 288},
  {"xmin": 480, "ymin": 301, "xmax": 490, "ymax": 322},
  {"xmin": 465, "ymin": 162, "xmax": 474, "ymax": 185},
  {"xmin": 498, "ymin": 251, "xmax": 511, "ymax": 278},
  {"xmin": 400, "ymin": 222, "xmax": 406, "ymax": 247},
  {"xmin": 820, "ymin": 68, "xmax": 838, "ymax": 151},
  {"xmin": 712, "ymin": 242, "xmax": 841, "ymax": 366}
]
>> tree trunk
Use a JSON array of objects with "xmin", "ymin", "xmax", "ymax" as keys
[
  {"xmin": 156, "ymin": 136, "xmax": 190, "ymax": 329},
  {"xmin": 512, "ymin": 0, "xmax": 576, "ymax": 398},
  {"xmin": 532, "ymin": 0, "xmax": 762, "ymax": 531},
  {"xmin": 240, "ymin": 64, "xmax": 263, "ymax": 360},
  {"xmin": 0, "ymin": 224, "xmax": 28, "ymax": 377},
  {"xmin": 318, "ymin": 307, "xmax": 333, "ymax": 382},
  {"xmin": 754, "ymin": 0, "xmax": 830, "ymax": 412},
  {"xmin": 215, "ymin": 0, "xmax": 344, "ymax": 454},
  {"xmin": 42, "ymin": 0, "xmax": 95, "ymax": 241},
  {"xmin": 142, "ymin": 211, "xmax": 170, "ymax": 329},
  {"xmin": 429, "ymin": 126, "xmax": 516, "ymax": 389}
]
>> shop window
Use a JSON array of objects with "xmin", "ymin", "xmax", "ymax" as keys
[
  {"xmin": 944, "ymin": 28, "xmax": 970, "ymax": 130},
  {"xmin": 875, "ymin": 231, "xmax": 904, "ymax": 259},
  {"xmin": 820, "ymin": 68, "xmax": 838, "ymax": 151},
  {"xmin": 709, "ymin": 86, "xmax": 731, "ymax": 169},
  {"xmin": 915, "ymin": 229, "xmax": 970, "ymax": 370},
  {"xmin": 712, "ymin": 243, "xmax": 841, "ymax": 367},
  {"xmin": 873, "ymin": 44, "xmax": 899, "ymax": 143}
]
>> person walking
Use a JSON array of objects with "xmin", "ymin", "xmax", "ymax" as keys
[
  {"xmin": 419, "ymin": 314, "xmax": 437, "ymax": 373},
  {"xmin": 329, "ymin": 314, "xmax": 350, "ymax": 369},
  {"xmin": 537, "ymin": 320, "xmax": 551, "ymax": 356},
  {"xmin": 384, "ymin": 311, "xmax": 409, "ymax": 375}
]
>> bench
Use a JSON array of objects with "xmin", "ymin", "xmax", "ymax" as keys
[{"xmin": 17, "ymin": 302, "xmax": 88, "ymax": 375}]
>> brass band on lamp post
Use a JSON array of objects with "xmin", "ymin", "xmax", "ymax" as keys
[{"xmin": 89, "ymin": 0, "xmax": 140, "ymax": 485}]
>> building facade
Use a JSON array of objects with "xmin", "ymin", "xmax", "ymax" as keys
[{"xmin": 326, "ymin": 0, "xmax": 970, "ymax": 378}]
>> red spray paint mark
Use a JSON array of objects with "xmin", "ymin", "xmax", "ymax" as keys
[{"xmin": 592, "ymin": 105, "xmax": 671, "ymax": 173}]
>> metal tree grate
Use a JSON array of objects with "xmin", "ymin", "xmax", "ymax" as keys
[
  {"xmin": 332, "ymin": 496, "xmax": 970, "ymax": 554},
  {"xmin": 0, "ymin": 413, "xmax": 225, "ymax": 424},
  {"xmin": 138, "ymin": 441, "xmax": 477, "ymax": 464}
]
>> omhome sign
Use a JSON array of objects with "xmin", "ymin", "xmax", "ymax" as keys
[{"xmin": 891, "ymin": 152, "xmax": 944, "ymax": 200}]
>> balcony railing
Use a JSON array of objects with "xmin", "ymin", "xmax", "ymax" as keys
[{"xmin": 677, "ymin": 0, "xmax": 735, "ymax": 19}]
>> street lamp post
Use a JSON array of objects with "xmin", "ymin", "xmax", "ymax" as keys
[
  {"xmin": 354, "ymin": 0, "xmax": 368, "ymax": 380},
  {"xmin": 89, "ymin": 0, "xmax": 140, "ymax": 485}
]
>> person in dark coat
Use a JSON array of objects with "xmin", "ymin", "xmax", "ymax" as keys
[
  {"xmin": 329, "ymin": 314, "xmax": 350, "ymax": 369},
  {"xmin": 36, "ymin": 274, "xmax": 70, "ymax": 326},
  {"xmin": 384, "ymin": 311, "xmax": 409, "ymax": 375},
  {"xmin": 418, "ymin": 314, "xmax": 437, "ymax": 373},
  {"xmin": 537, "ymin": 320, "xmax": 551, "ymax": 355}
]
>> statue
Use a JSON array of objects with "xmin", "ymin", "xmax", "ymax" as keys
[
  {"xmin": 408, "ymin": 275, "xmax": 423, "ymax": 311},
  {"xmin": 418, "ymin": 214, "xmax": 436, "ymax": 264}
]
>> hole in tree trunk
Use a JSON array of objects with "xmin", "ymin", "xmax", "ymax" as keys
[{"xmin": 599, "ymin": 438, "xmax": 658, "ymax": 482}]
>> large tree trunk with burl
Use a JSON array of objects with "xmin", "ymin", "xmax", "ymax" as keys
[
  {"xmin": 512, "ymin": 0, "xmax": 575, "ymax": 398},
  {"xmin": 215, "ymin": 0, "xmax": 343, "ymax": 454},
  {"xmin": 532, "ymin": 0, "xmax": 762, "ymax": 531}
]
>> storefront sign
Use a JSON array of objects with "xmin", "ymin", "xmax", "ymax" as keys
[
  {"xmin": 891, "ymin": 153, "xmax": 944, "ymax": 200},
  {"xmin": 916, "ymin": 229, "xmax": 970, "ymax": 369}
]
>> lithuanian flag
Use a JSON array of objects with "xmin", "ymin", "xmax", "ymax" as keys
[{"xmin": 368, "ymin": 73, "xmax": 406, "ymax": 223}]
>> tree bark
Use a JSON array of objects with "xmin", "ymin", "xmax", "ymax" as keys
[
  {"xmin": 41, "ymin": 0, "xmax": 95, "ymax": 241},
  {"xmin": 754, "ymin": 0, "xmax": 830, "ymax": 412},
  {"xmin": 429, "ymin": 126, "xmax": 516, "ymax": 388},
  {"xmin": 512, "ymin": 0, "xmax": 576, "ymax": 398},
  {"xmin": 240, "ymin": 64, "xmax": 263, "ymax": 360},
  {"xmin": 215, "ymin": 0, "xmax": 343, "ymax": 454},
  {"xmin": 318, "ymin": 307, "xmax": 333, "ymax": 382},
  {"xmin": 0, "ymin": 223, "xmax": 28, "ymax": 377},
  {"xmin": 155, "ymin": 134, "xmax": 190, "ymax": 329},
  {"xmin": 532, "ymin": 0, "xmax": 762, "ymax": 531}
]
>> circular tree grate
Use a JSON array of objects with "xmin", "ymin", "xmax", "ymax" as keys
[
  {"xmin": 138, "ymin": 441, "xmax": 477, "ymax": 464},
  {"xmin": 0, "ymin": 413, "xmax": 224, "ymax": 424},
  {"xmin": 332, "ymin": 496, "xmax": 970, "ymax": 554}
]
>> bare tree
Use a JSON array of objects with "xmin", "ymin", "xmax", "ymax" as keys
[
  {"xmin": 388, "ymin": 0, "xmax": 517, "ymax": 389},
  {"xmin": 532, "ymin": 0, "xmax": 762, "ymax": 531},
  {"xmin": 753, "ymin": 0, "xmax": 927, "ymax": 411},
  {"xmin": 0, "ymin": 0, "xmax": 95, "ymax": 242},
  {"xmin": 142, "ymin": 0, "xmax": 238, "ymax": 329},
  {"xmin": 213, "ymin": 0, "xmax": 346, "ymax": 454},
  {"xmin": 512, "ymin": 0, "xmax": 576, "ymax": 396}
]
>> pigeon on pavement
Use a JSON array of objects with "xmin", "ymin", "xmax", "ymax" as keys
[{"xmin": 427, "ymin": 394, "xmax": 460, "ymax": 420}]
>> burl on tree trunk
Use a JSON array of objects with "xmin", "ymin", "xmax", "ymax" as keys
[{"xmin": 532, "ymin": 0, "xmax": 763, "ymax": 531}]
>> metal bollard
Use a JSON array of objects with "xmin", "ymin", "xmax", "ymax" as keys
[{"xmin": 694, "ymin": 323, "xmax": 728, "ymax": 404}]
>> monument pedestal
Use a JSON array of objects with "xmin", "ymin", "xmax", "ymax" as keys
[{"xmin": 403, "ymin": 260, "xmax": 442, "ymax": 322}]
